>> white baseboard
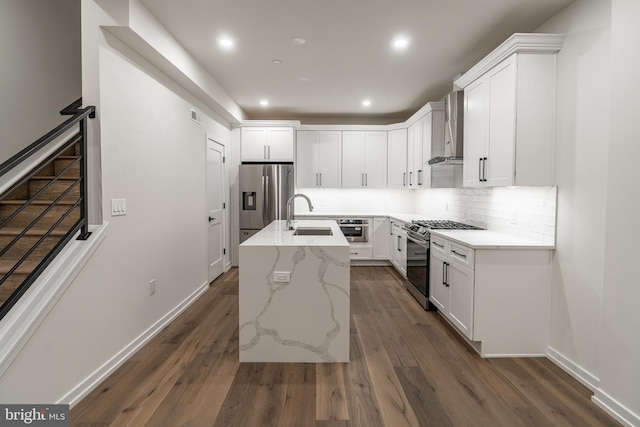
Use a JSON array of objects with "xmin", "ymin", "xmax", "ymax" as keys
[
  {"xmin": 546, "ymin": 346, "xmax": 600, "ymax": 391},
  {"xmin": 593, "ymin": 389, "xmax": 640, "ymax": 427},
  {"xmin": 547, "ymin": 347, "xmax": 640, "ymax": 427},
  {"xmin": 60, "ymin": 281, "xmax": 210, "ymax": 407}
]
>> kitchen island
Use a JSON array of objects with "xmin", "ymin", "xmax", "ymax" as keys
[{"xmin": 239, "ymin": 220, "xmax": 350, "ymax": 362}]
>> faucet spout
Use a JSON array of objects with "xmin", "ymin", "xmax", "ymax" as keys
[{"xmin": 286, "ymin": 194, "xmax": 314, "ymax": 230}]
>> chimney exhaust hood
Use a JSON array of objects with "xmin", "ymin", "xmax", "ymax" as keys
[{"xmin": 428, "ymin": 91, "xmax": 464, "ymax": 166}]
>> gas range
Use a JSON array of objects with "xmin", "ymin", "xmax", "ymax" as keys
[{"xmin": 403, "ymin": 220, "xmax": 483, "ymax": 241}]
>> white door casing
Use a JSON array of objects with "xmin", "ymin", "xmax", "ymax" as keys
[{"xmin": 207, "ymin": 138, "xmax": 225, "ymax": 283}]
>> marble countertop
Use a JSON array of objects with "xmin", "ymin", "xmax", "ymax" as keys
[
  {"xmin": 294, "ymin": 211, "xmax": 424, "ymax": 223},
  {"xmin": 429, "ymin": 229, "xmax": 555, "ymax": 250},
  {"xmin": 241, "ymin": 220, "xmax": 349, "ymax": 247}
]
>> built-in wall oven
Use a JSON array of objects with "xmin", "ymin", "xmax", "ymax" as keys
[
  {"xmin": 403, "ymin": 220, "xmax": 483, "ymax": 310},
  {"xmin": 336, "ymin": 218, "xmax": 368, "ymax": 242}
]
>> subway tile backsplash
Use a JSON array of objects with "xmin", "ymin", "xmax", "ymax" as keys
[{"xmin": 414, "ymin": 187, "xmax": 557, "ymax": 244}]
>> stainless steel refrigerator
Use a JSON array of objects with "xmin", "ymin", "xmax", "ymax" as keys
[{"xmin": 239, "ymin": 163, "xmax": 294, "ymax": 243}]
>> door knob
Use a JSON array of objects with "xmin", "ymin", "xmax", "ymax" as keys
[{"xmin": 209, "ymin": 216, "xmax": 215, "ymax": 222}]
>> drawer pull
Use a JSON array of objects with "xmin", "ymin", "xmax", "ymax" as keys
[
  {"xmin": 433, "ymin": 241, "xmax": 444, "ymax": 249},
  {"xmin": 452, "ymin": 250, "xmax": 467, "ymax": 259}
]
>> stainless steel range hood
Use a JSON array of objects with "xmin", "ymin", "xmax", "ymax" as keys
[{"xmin": 428, "ymin": 91, "xmax": 464, "ymax": 166}]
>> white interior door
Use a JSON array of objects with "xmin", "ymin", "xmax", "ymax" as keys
[{"xmin": 207, "ymin": 138, "xmax": 225, "ymax": 283}]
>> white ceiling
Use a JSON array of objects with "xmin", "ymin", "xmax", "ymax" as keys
[{"xmin": 139, "ymin": 0, "xmax": 573, "ymax": 124}]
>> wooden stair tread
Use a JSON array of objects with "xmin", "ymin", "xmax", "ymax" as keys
[
  {"xmin": 56, "ymin": 156, "xmax": 80, "ymax": 160},
  {"xmin": 0, "ymin": 260, "xmax": 39, "ymax": 275},
  {"xmin": 0, "ymin": 228, "xmax": 67, "ymax": 237},
  {"xmin": 0, "ymin": 200, "xmax": 78, "ymax": 206},
  {"xmin": 30, "ymin": 176, "xmax": 79, "ymax": 181}
]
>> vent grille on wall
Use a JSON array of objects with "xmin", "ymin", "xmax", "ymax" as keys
[{"xmin": 190, "ymin": 108, "xmax": 202, "ymax": 124}]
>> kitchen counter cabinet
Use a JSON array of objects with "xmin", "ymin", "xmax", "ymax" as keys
[
  {"xmin": 430, "ymin": 234, "xmax": 552, "ymax": 357},
  {"xmin": 372, "ymin": 217, "xmax": 390, "ymax": 260},
  {"xmin": 239, "ymin": 220, "xmax": 350, "ymax": 362},
  {"xmin": 390, "ymin": 220, "xmax": 407, "ymax": 276},
  {"xmin": 296, "ymin": 131, "xmax": 342, "ymax": 188}
]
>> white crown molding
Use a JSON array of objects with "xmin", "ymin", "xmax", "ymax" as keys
[
  {"xmin": 454, "ymin": 33, "xmax": 566, "ymax": 89},
  {"xmin": 404, "ymin": 101, "xmax": 444, "ymax": 127},
  {"xmin": 238, "ymin": 120, "xmax": 302, "ymax": 128}
]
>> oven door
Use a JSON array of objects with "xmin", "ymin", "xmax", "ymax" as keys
[
  {"xmin": 406, "ymin": 235, "xmax": 429, "ymax": 305},
  {"xmin": 338, "ymin": 225, "xmax": 368, "ymax": 242}
]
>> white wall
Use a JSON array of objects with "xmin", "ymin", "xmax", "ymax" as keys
[
  {"xmin": 0, "ymin": 0, "xmax": 81, "ymax": 164},
  {"xmin": 0, "ymin": 2, "xmax": 232, "ymax": 404},
  {"xmin": 596, "ymin": 0, "xmax": 640, "ymax": 422},
  {"xmin": 535, "ymin": 0, "xmax": 612, "ymax": 382}
]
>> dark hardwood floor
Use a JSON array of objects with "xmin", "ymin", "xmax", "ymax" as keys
[{"xmin": 71, "ymin": 267, "xmax": 620, "ymax": 426}]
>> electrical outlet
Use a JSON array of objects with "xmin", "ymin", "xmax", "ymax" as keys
[
  {"xmin": 111, "ymin": 198, "xmax": 127, "ymax": 216},
  {"xmin": 273, "ymin": 271, "xmax": 291, "ymax": 283},
  {"xmin": 510, "ymin": 211, "xmax": 518, "ymax": 225},
  {"xmin": 149, "ymin": 279, "xmax": 156, "ymax": 296}
]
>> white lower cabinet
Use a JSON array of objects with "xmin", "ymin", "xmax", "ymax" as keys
[
  {"xmin": 429, "ymin": 234, "xmax": 552, "ymax": 357},
  {"xmin": 390, "ymin": 220, "xmax": 407, "ymax": 276},
  {"xmin": 372, "ymin": 217, "xmax": 390, "ymax": 260}
]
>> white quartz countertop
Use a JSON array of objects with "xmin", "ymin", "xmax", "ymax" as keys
[
  {"xmin": 429, "ymin": 229, "xmax": 555, "ymax": 250},
  {"xmin": 241, "ymin": 220, "xmax": 349, "ymax": 247},
  {"xmin": 294, "ymin": 212, "xmax": 424, "ymax": 223}
]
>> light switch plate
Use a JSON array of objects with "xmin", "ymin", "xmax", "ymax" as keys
[
  {"xmin": 111, "ymin": 198, "xmax": 127, "ymax": 216},
  {"xmin": 273, "ymin": 271, "xmax": 291, "ymax": 283}
]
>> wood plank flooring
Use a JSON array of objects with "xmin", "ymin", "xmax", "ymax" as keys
[{"xmin": 71, "ymin": 267, "xmax": 620, "ymax": 427}]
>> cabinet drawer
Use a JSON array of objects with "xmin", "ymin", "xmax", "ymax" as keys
[
  {"xmin": 430, "ymin": 236, "xmax": 449, "ymax": 254},
  {"xmin": 449, "ymin": 242, "xmax": 475, "ymax": 269},
  {"xmin": 349, "ymin": 245, "xmax": 373, "ymax": 260}
]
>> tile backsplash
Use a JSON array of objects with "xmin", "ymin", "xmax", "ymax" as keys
[
  {"xmin": 294, "ymin": 188, "xmax": 415, "ymax": 214},
  {"xmin": 414, "ymin": 187, "xmax": 557, "ymax": 244}
]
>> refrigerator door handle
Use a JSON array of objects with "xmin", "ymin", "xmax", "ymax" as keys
[
  {"xmin": 264, "ymin": 174, "xmax": 270, "ymax": 223},
  {"xmin": 261, "ymin": 175, "xmax": 267, "ymax": 224}
]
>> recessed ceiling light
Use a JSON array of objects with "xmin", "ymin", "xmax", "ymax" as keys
[
  {"xmin": 218, "ymin": 37, "xmax": 234, "ymax": 49},
  {"xmin": 362, "ymin": 99, "xmax": 371, "ymax": 107},
  {"xmin": 392, "ymin": 36, "xmax": 410, "ymax": 50},
  {"xmin": 292, "ymin": 37, "xmax": 306, "ymax": 46},
  {"xmin": 272, "ymin": 59, "xmax": 282, "ymax": 64},
  {"xmin": 298, "ymin": 76, "xmax": 311, "ymax": 82},
  {"xmin": 260, "ymin": 99, "xmax": 269, "ymax": 107}
]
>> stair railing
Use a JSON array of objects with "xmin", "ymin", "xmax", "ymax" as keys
[{"xmin": 0, "ymin": 98, "xmax": 95, "ymax": 320}]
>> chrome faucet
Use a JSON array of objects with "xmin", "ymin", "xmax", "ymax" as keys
[{"xmin": 286, "ymin": 194, "xmax": 314, "ymax": 230}]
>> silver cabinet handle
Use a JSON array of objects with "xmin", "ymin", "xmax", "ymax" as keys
[
  {"xmin": 478, "ymin": 158, "xmax": 482, "ymax": 182},
  {"xmin": 403, "ymin": 172, "xmax": 406, "ymax": 186},
  {"xmin": 361, "ymin": 173, "xmax": 365, "ymax": 187},
  {"xmin": 397, "ymin": 235, "xmax": 401, "ymax": 251},
  {"xmin": 433, "ymin": 241, "xmax": 444, "ymax": 249},
  {"xmin": 316, "ymin": 173, "xmax": 319, "ymax": 186},
  {"xmin": 418, "ymin": 169, "xmax": 423, "ymax": 186},
  {"xmin": 319, "ymin": 173, "xmax": 322, "ymax": 187},
  {"xmin": 483, "ymin": 157, "xmax": 488, "ymax": 182},
  {"xmin": 365, "ymin": 173, "xmax": 368, "ymax": 186},
  {"xmin": 264, "ymin": 145, "xmax": 268, "ymax": 159},
  {"xmin": 409, "ymin": 171, "xmax": 413, "ymax": 186}
]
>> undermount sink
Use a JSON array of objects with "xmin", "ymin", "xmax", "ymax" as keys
[{"xmin": 293, "ymin": 227, "xmax": 333, "ymax": 236}]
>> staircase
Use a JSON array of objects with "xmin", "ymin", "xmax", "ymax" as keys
[{"xmin": 0, "ymin": 135, "xmax": 82, "ymax": 309}]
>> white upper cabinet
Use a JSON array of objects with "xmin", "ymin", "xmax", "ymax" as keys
[
  {"xmin": 387, "ymin": 128, "xmax": 408, "ymax": 188},
  {"xmin": 455, "ymin": 33, "xmax": 565, "ymax": 187},
  {"xmin": 342, "ymin": 131, "xmax": 387, "ymax": 188},
  {"xmin": 296, "ymin": 130, "xmax": 342, "ymax": 188},
  {"xmin": 407, "ymin": 120, "xmax": 423, "ymax": 188},
  {"xmin": 241, "ymin": 127, "xmax": 295, "ymax": 162}
]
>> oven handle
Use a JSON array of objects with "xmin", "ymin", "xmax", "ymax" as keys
[{"xmin": 406, "ymin": 234, "xmax": 428, "ymax": 248}]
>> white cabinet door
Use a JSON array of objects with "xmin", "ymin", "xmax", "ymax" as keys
[
  {"xmin": 463, "ymin": 77, "xmax": 488, "ymax": 187},
  {"xmin": 342, "ymin": 131, "xmax": 365, "ymax": 187},
  {"xmin": 407, "ymin": 120, "xmax": 423, "ymax": 188},
  {"xmin": 296, "ymin": 131, "xmax": 316, "ymax": 188},
  {"xmin": 241, "ymin": 128, "xmax": 269, "ymax": 162},
  {"xmin": 372, "ymin": 217, "xmax": 390, "ymax": 260},
  {"xmin": 364, "ymin": 131, "xmax": 388, "ymax": 188},
  {"xmin": 387, "ymin": 129, "xmax": 408, "ymax": 188},
  {"xmin": 316, "ymin": 131, "xmax": 342, "ymax": 187},
  {"xmin": 447, "ymin": 260, "xmax": 475, "ymax": 340},
  {"xmin": 267, "ymin": 127, "xmax": 295, "ymax": 161},
  {"xmin": 485, "ymin": 56, "xmax": 516, "ymax": 186},
  {"xmin": 429, "ymin": 250, "xmax": 449, "ymax": 312}
]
